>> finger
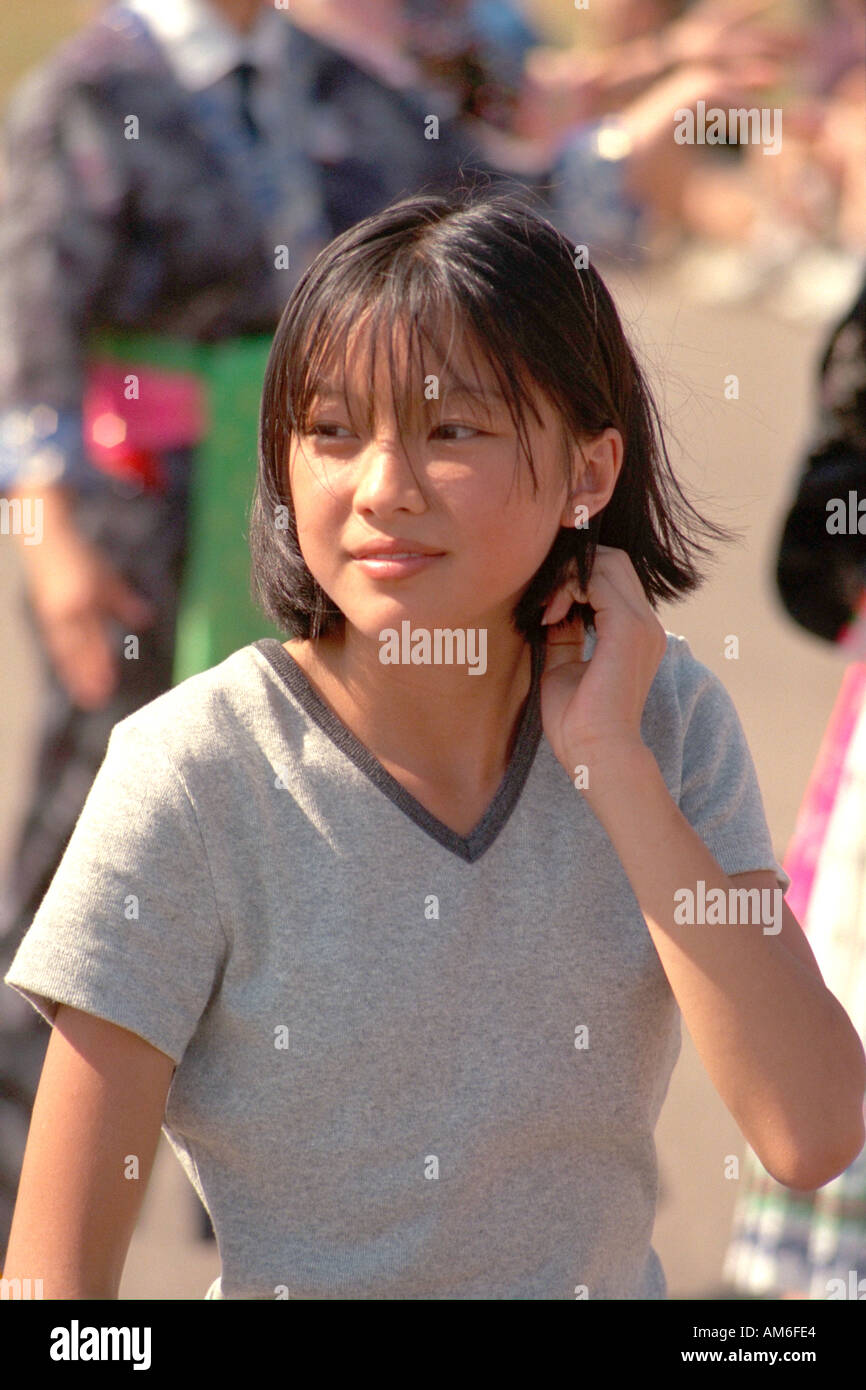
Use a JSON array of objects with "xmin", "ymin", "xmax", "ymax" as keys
[
  {"xmin": 541, "ymin": 582, "xmax": 586, "ymax": 627},
  {"xmin": 585, "ymin": 570, "xmax": 656, "ymax": 632},
  {"xmin": 586, "ymin": 548, "xmax": 650, "ymax": 612},
  {"xmin": 541, "ymin": 548, "xmax": 648, "ymax": 626}
]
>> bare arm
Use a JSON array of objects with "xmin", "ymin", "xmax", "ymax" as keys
[
  {"xmin": 2, "ymin": 1004, "xmax": 176, "ymax": 1299},
  {"xmin": 583, "ymin": 739, "xmax": 866, "ymax": 1191}
]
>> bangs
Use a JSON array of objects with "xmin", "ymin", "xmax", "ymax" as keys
[{"xmin": 285, "ymin": 238, "xmax": 550, "ymax": 491}]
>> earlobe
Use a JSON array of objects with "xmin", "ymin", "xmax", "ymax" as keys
[{"xmin": 561, "ymin": 492, "xmax": 593, "ymax": 531}]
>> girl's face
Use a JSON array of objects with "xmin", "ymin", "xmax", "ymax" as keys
[{"xmin": 285, "ymin": 320, "xmax": 597, "ymax": 646}]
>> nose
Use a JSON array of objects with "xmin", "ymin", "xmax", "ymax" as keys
[{"xmin": 352, "ymin": 436, "xmax": 424, "ymax": 516}]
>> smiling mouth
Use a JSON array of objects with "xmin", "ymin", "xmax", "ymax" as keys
[{"xmin": 351, "ymin": 552, "xmax": 445, "ymax": 575}]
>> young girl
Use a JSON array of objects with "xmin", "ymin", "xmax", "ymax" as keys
[{"xmin": 3, "ymin": 188, "xmax": 864, "ymax": 1300}]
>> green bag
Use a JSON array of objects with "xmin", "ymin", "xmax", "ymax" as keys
[{"xmin": 89, "ymin": 330, "xmax": 285, "ymax": 685}]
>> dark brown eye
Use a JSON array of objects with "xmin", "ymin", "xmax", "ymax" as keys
[
  {"xmin": 432, "ymin": 424, "xmax": 481, "ymax": 440},
  {"xmin": 307, "ymin": 423, "xmax": 353, "ymax": 439}
]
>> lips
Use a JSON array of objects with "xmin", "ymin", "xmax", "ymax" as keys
[{"xmin": 350, "ymin": 539, "xmax": 445, "ymax": 559}]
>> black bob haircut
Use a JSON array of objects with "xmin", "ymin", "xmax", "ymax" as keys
[{"xmin": 249, "ymin": 184, "xmax": 737, "ymax": 646}]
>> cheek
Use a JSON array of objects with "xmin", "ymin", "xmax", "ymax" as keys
[
  {"xmin": 288, "ymin": 453, "xmax": 339, "ymax": 533},
  {"xmin": 461, "ymin": 507, "xmax": 560, "ymax": 595},
  {"xmin": 483, "ymin": 471, "xmax": 566, "ymax": 551}
]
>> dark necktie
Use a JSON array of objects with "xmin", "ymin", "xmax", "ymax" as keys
[{"xmin": 233, "ymin": 60, "xmax": 260, "ymax": 144}]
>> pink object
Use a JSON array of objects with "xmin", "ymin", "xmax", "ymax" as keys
[
  {"xmin": 83, "ymin": 360, "xmax": 207, "ymax": 459},
  {"xmin": 781, "ymin": 661, "xmax": 866, "ymax": 926}
]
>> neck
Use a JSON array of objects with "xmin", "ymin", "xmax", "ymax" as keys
[
  {"xmin": 208, "ymin": 0, "xmax": 264, "ymax": 35},
  {"xmin": 289, "ymin": 619, "xmax": 536, "ymax": 792}
]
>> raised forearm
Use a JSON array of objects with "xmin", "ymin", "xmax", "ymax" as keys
[{"xmin": 581, "ymin": 739, "xmax": 866, "ymax": 1189}]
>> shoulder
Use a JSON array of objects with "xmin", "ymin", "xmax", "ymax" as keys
[
  {"xmin": 664, "ymin": 627, "xmax": 712, "ymax": 687},
  {"xmin": 107, "ymin": 644, "xmax": 280, "ymax": 783},
  {"xmin": 650, "ymin": 629, "xmax": 734, "ymax": 720},
  {"xmin": 3, "ymin": 8, "xmax": 161, "ymax": 136},
  {"xmin": 627, "ymin": 628, "xmax": 746, "ymax": 774}
]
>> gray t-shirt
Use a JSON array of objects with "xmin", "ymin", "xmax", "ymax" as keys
[{"xmin": 4, "ymin": 630, "xmax": 789, "ymax": 1299}]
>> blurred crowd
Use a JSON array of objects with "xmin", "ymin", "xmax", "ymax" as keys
[
  {"xmin": 1, "ymin": 1, "xmax": 863, "ymax": 315},
  {"xmin": 124, "ymin": 0, "xmax": 866, "ymax": 315},
  {"xmin": 267, "ymin": 0, "xmax": 866, "ymax": 318}
]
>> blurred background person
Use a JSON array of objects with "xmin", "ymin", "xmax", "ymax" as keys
[
  {"xmin": 723, "ymin": 272, "xmax": 866, "ymax": 1298},
  {"xmin": 511, "ymin": 0, "xmax": 799, "ymax": 140},
  {"xmin": 485, "ymin": 0, "xmax": 861, "ymax": 311},
  {"xmin": 287, "ymin": 0, "xmax": 802, "ymax": 266},
  {"xmin": 628, "ymin": 0, "xmax": 865, "ymax": 309},
  {"xmin": 0, "ymin": 0, "xmax": 329, "ymax": 1251}
]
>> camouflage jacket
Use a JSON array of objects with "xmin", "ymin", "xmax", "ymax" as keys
[{"xmin": 0, "ymin": 1, "xmax": 500, "ymax": 491}]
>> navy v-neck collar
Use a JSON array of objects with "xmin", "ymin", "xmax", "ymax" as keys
[{"xmin": 252, "ymin": 637, "xmax": 545, "ymax": 864}]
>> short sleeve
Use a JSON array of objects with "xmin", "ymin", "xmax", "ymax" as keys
[
  {"xmin": 3, "ymin": 719, "xmax": 228, "ymax": 1065},
  {"xmin": 676, "ymin": 643, "xmax": 791, "ymax": 894}
]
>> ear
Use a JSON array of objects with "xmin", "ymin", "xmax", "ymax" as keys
[{"xmin": 558, "ymin": 428, "xmax": 624, "ymax": 529}]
